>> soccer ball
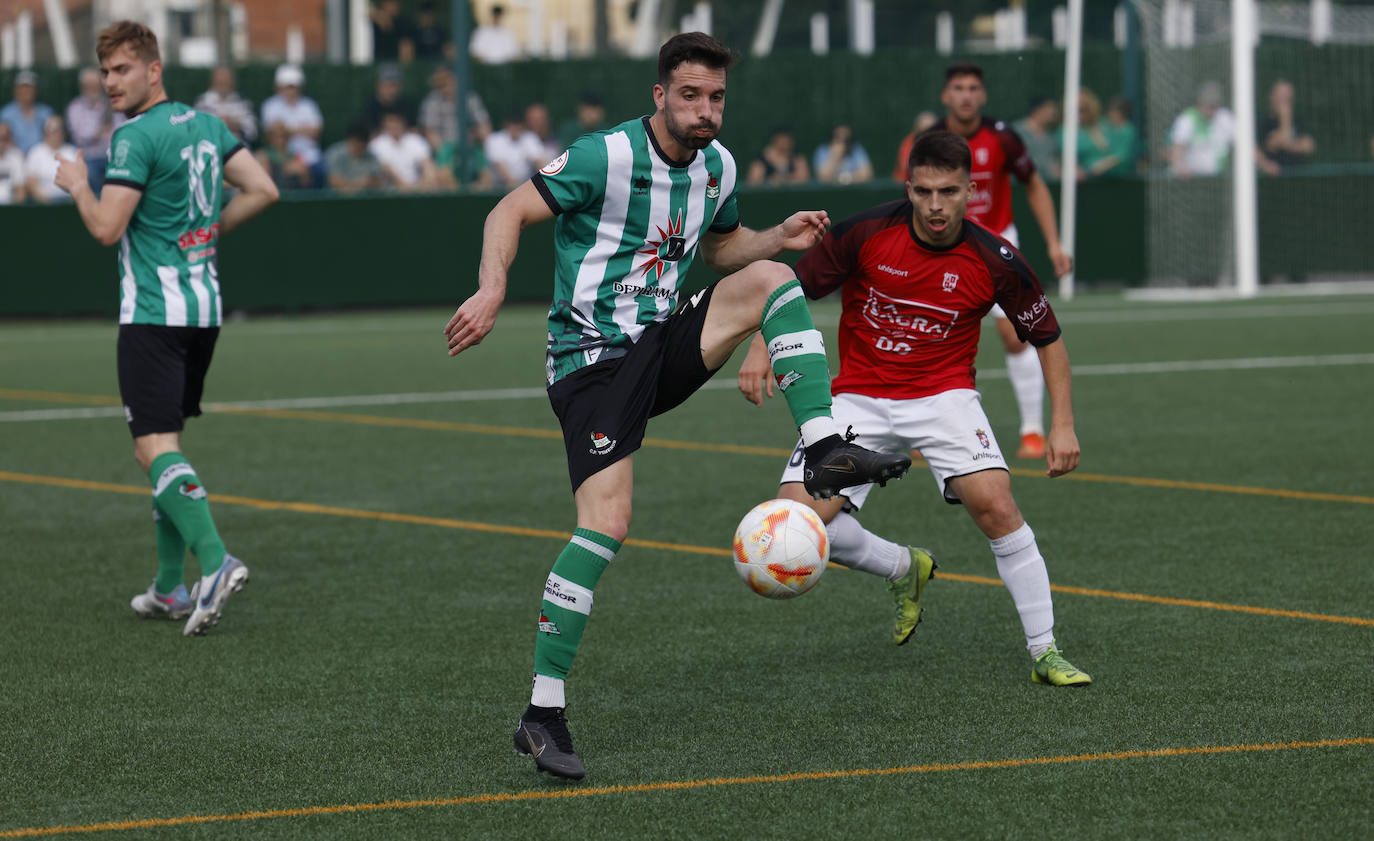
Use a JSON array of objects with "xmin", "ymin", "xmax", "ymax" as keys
[{"xmin": 732, "ymin": 499, "xmax": 829, "ymax": 599}]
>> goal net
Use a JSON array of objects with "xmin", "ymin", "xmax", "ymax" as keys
[{"xmin": 1131, "ymin": 0, "xmax": 1374, "ymax": 294}]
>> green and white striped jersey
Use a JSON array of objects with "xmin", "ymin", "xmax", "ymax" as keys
[
  {"xmin": 532, "ymin": 116, "xmax": 740, "ymax": 385},
  {"xmin": 104, "ymin": 101, "xmax": 243, "ymax": 327}
]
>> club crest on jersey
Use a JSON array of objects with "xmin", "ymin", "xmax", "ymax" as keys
[
  {"xmin": 112, "ymin": 139, "xmax": 130, "ymax": 167},
  {"xmin": 538, "ymin": 612, "xmax": 561, "ymax": 635},
  {"xmin": 942, "ymin": 272, "xmax": 959, "ymax": 292},
  {"xmin": 775, "ymin": 370, "xmax": 804, "ymax": 391},
  {"xmin": 975, "ymin": 429, "xmax": 990, "ymax": 449},
  {"xmin": 632, "ymin": 175, "xmax": 651, "ymax": 194},
  {"xmin": 589, "ymin": 431, "xmax": 617, "ymax": 455},
  {"xmin": 636, "ymin": 209, "xmax": 686, "ymax": 278},
  {"xmin": 179, "ymin": 481, "xmax": 207, "ymax": 500},
  {"xmin": 540, "ymin": 150, "xmax": 569, "ymax": 176},
  {"xmin": 975, "ymin": 147, "xmax": 990, "ymax": 165},
  {"xmin": 706, "ymin": 175, "xmax": 720, "ymax": 199}
]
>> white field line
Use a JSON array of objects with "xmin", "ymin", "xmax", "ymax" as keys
[
  {"xmin": 4, "ymin": 300, "xmax": 1374, "ymax": 344},
  {"xmin": 3, "ymin": 353, "xmax": 1373, "ymax": 423}
]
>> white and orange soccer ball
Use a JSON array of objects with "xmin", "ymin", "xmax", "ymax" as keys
[{"xmin": 732, "ymin": 499, "xmax": 829, "ymax": 599}]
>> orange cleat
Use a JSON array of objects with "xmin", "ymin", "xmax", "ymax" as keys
[{"xmin": 1016, "ymin": 431, "xmax": 1046, "ymax": 460}]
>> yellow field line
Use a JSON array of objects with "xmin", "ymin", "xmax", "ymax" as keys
[
  {"xmin": 5, "ymin": 394, "xmax": 1372, "ymax": 505},
  {"xmin": 2, "ymin": 470, "xmax": 1370, "ymax": 628},
  {"xmin": 221, "ymin": 408, "xmax": 1374, "ymax": 505},
  {"xmin": 0, "ymin": 389, "xmax": 121, "ymax": 406},
  {"xmin": 3, "ymin": 737, "xmax": 1369, "ymax": 838}
]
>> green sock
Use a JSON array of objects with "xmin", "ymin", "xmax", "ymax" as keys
[
  {"xmin": 533, "ymin": 528, "xmax": 621, "ymax": 680},
  {"xmin": 153, "ymin": 505, "xmax": 187, "ymax": 594},
  {"xmin": 759, "ymin": 279, "xmax": 835, "ymax": 429},
  {"xmin": 148, "ymin": 452, "xmax": 226, "ymax": 578}
]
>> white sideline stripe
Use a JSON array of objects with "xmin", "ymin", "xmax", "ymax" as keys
[{"xmin": 4, "ymin": 353, "xmax": 1373, "ymax": 423}]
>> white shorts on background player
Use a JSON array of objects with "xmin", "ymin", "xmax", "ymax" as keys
[
  {"xmin": 986, "ymin": 222, "xmax": 1019, "ymax": 321},
  {"xmin": 780, "ymin": 389, "xmax": 1008, "ymax": 506}
]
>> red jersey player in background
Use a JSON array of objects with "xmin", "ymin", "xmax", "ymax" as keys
[
  {"xmin": 737, "ymin": 130, "xmax": 1092, "ymax": 687},
  {"xmin": 935, "ymin": 62, "xmax": 1072, "ymax": 462}
]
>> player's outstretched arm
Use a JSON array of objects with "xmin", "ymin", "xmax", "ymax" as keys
[
  {"xmin": 444, "ymin": 180, "xmax": 554, "ymax": 356},
  {"xmin": 55, "ymin": 150, "xmax": 141, "ymax": 246},
  {"xmin": 1037, "ymin": 337, "xmax": 1080, "ymax": 478},
  {"xmin": 1024, "ymin": 172, "xmax": 1072, "ymax": 278},
  {"xmin": 220, "ymin": 147, "xmax": 280, "ymax": 233},
  {"xmin": 698, "ymin": 210, "xmax": 829, "ymax": 275},
  {"xmin": 736, "ymin": 333, "xmax": 775, "ymax": 406}
]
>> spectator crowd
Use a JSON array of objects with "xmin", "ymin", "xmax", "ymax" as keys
[{"xmin": 0, "ymin": 49, "xmax": 1353, "ymax": 207}]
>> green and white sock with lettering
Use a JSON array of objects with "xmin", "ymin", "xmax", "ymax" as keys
[
  {"xmin": 531, "ymin": 528, "xmax": 621, "ymax": 708},
  {"xmin": 148, "ymin": 453, "xmax": 226, "ymax": 578},
  {"xmin": 759, "ymin": 279, "xmax": 839, "ymax": 446}
]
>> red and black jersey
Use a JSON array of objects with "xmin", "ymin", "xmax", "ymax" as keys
[
  {"xmin": 934, "ymin": 116, "xmax": 1035, "ymax": 235},
  {"xmin": 796, "ymin": 199, "xmax": 1060, "ymax": 400}
]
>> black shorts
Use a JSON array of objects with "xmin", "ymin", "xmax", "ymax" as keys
[
  {"xmin": 116, "ymin": 324, "xmax": 220, "ymax": 438},
  {"xmin": 548, "ymin": 283, "xmax": 719, "ymax": 491}
]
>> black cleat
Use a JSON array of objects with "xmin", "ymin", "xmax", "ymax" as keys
[
  {"xmin": 514, "ymin": 705, "xmax": 586, "ymax": 780},
  {"xmin": 803, "ymin": 427, "xmax": 912, "ymax": 500}
]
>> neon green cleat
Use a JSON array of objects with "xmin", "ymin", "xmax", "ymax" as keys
[
  {"xmin": 1031, "ymin": 644, "xmax": 1093, "ymax": 687},
  {"xmin": 886, "ymin": 547, "xmax": 936, "ymax": 646}
]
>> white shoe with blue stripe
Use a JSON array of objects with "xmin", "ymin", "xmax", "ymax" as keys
[{"xmin": 183, "ymin": 555, "xmax": 249, "ymax": 637}]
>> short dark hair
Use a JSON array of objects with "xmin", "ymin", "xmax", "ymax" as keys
[
  {"xmin": 944, "ymin": 62, "xmax": 984, "ymax": 85},
  {"xmin": 657, "ymin": 32, "xmax": 734, "ymax": 87},
  {"xmin": 346, "ymin": 118, "xmax": 372, "ymax": 142},
  {"xmin": 97, "ymin": 20, "xmax": 161, "ymax": 64},
  {"xmin": 908, "ymin": 130, "xmax": 971, "ymax": 175}
]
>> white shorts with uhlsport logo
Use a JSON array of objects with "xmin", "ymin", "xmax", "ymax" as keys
[{"xmin": 780, "ymin": 389, "xmax": 1008, "ymax": 506}]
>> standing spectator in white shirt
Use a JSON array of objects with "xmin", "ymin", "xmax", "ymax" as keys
[
  {"xmin": 483, "ymin": 107, "xmax": 543, "ymax": 189},
  {"xmin": 195, "ymin": 66, "xmax": 258, "ymax": 145},
  {"xmin": 0, "ymin": 122, "xmax": 26, "ymax": 204},
  {"xmin": 469, "ymin": 4, "xmax": 520, "ymax": 64},
  {"xmin": 261, "ymin": 63, "xmax": 324, "ymax": 186},
  {"xmin": 368, "ymin": 109, "xmax": 443, "ymax": 192},
  {"xmin": 1169, "ymin": 80, "xmax": 1234, "ymax": 178},
  {"xmin": 25, "ymin": 115, "xmax": 78, "ymax": 203}
]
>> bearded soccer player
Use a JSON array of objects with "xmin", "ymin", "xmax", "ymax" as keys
[
  {"xmin": 443, "ymin": 32, "xmax": 911, "ymax": 780},
  {"xmin": 935, "ymin": 62, "xmax": 1072, "ymax": 461},
  {"xmin": 738, "ymin": 130, "xmax": 1092, "ymax": 687},
  {"xmin": 55, "ymin": 21, "xmax": 278, "ymax": 636}
]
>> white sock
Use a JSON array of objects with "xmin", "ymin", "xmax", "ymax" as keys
[
  {"xmin": 989, "ymin": 522, "xmax": 1056, "ymax": 654},
  {"xmin": 826, "ymin": 511, "xmax": 909, "ymax": 581},
  {"xmin": 530, "ymin": 674, "xmax": 566, "ymax": 708},
  {"xmin": 1005, "ymin": 346, "xmax": 1045, "ymax": 436},
  {"xmin": 799, "ymin": 417, "xmax": 841, "ymax": 448}
]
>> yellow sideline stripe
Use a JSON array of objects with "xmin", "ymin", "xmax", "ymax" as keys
[
  {"xmin": 2, "ymin": 738, "xmax": 1370, "ymax": 838},
  {"xmin": 0, "ymin": 389, "xmax": 121, "ymax": 406},
  {"xmin": 222, "ymin": 408, "xmax": 1374, "ymax": 506},
  {"xmin": 937, "ymin": 572, "xmax": 1374, "ymax": 627},
  {"xmin": 2, "ymin": 469, "xmax": 1371, "ymax": 628},
  {"xmin": 4, "ymin": 395, "xmax": 1372, "ymax": 505}
]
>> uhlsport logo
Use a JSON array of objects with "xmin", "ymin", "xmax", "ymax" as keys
[
  {"xmin": 975, "ymin": 428, "xmax": 990, "ymax": 449},
  {"xmin": 942, "ymin": 271, "xmax": 959, "ymax": 292},
  {"xmin": 589, "ymin": 431, "xmax": 617, "ymax": 455},
  {"xmin": 538, "ymin": 612, "xmax": 561, "ymax": 635},
  {"xmin": 540, "ymin": 150, "xmax": 569, "ymax": 175},
  {"xmin": 179, "ymin": 481, "xmax": 207, "ymax": 500},
  {"xmin": 775, "ymin": 370, "xmax": 804, "ymax": 391}
]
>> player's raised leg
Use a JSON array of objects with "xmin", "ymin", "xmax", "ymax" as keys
[
  {"xmin": 948, "ymin": 469, "xmax": 1090, "ymax": 686},
  {"xmin": 700, "ymin": 260, "xmax": 911, "ymax": 499},
  {"xmin": 516, "ymin": 458, "xmax": 631, "ymax": 780}
]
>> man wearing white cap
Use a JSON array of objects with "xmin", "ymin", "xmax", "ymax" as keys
[
  {"xmin": 260, "ymin": 63, "xmax": 324, "ymax": 186},
  {"xmin": 1, "ymin": 70, "xmax": 55, "ymax": 154}
]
